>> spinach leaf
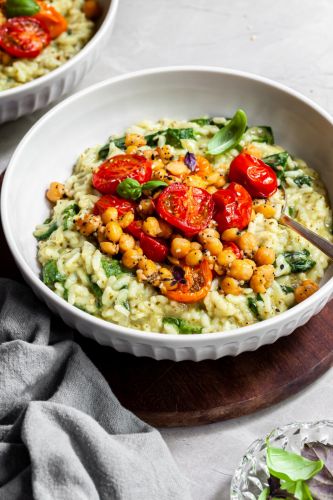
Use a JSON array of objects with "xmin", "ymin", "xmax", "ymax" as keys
[
  {"xmin": 281, "ymin": 285, "xmax": 294, "ymax": 294},
  {"xmin": 163, "ymin": 317, "xmax": 202, "ymax": 334},
  {"xmin": 283, "ymin": 250, "xmax": 315, "ymax": 273},
  {"xmin": 42, "ymin": 261, "xmax": 66, "ymax": 287},
  {"xmin": 293, "ymin": 176, "xmax": 312, "ymax": 188},
  {"xmin": 101, "ymin": 257, "xmax": 127, "ymax": 278},
  {"xmin": 263, "ymin": 151, "xmax": 289, "ymax": 180},
  {"xmin": 164, "ymin": 128, "xmax": 196, "ymax": 148},
  {"xmin": 145, "ymin": 131, "xmax": 162, "ymax": 147},
  {"xmin": 288, "ymin": 207, "xmax": 296, "ymax": 218},
  {"xmin": 6, "ymin": 0, "xmax": 40, "ymax": 17},
  {"xmin": 34, "ymin": 221, "xmax": 57, "ymax": 241},
  {"xmin": 189, "ymin": 117, "xmax": 225, "ymax": 128},
  {"xmin": 249, "ymin": 125, "xmax": 274, "ymax": 144},
  {"xmin": 247, "ymin": 297, "xmax": 261, "ymax": 319},
  {"xmin": 98, "ymin": 142, "xmax": 111, "ymax": 160},
  {"xmin": 62, "ymin": 203, "xmax": 79, "ymax": 230},
  {"xmin": 90, "ymin": 281, "xmax": 103, "ymax": 308},
  {"xmin": 207, "ymin": 109, "xmax": 247, "ymax": 155}
]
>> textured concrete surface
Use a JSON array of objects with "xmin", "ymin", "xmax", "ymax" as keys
[{"xmin": 1, "ymin": 0, "xmax": 332, "ymax": 498}]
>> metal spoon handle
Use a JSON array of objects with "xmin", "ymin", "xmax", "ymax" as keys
[{"xmin": 280, "ymin": 214, "xmax": 333, "ymax": 259}]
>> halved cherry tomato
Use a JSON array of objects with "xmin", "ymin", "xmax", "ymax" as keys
[
  {"xmin": 222, "ymin": 241, "xmax": 243, "ymax": 259},
  {"xmin": 0, "ymin": 17, "xmax": 50, "ymax": 58},
  {"xmin": 35, "ymin": 1, "xmax": 67, "ymax": 39},
  {"xmin": 156, "ymin": 183, "xmax": 214, "ymax": 237},
  {"xmin": 229, "ymin": 153, "xmax": 278, "ymax": 198},
  {"xmin": 92, "ymin": 154, "xmax": 152, "ymax": 195},
  {"xmin": 213, "ymin": 182, "xmax": 252, "ymax": 232},
  {"xmin": 93, "ymin": 194, "xmax": 136, "ymax": 216},
  {"xmin": 166, "ymin": 259, "xmax": 212, "ymax": 303},
  {"xmin": 140, "ymin": 233, "xmax": 168, "ymax": 263}
]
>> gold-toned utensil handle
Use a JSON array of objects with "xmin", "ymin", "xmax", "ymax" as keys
[{"xmin": 280, "ymin": 214, "xmax": 333, "ymax": 260}]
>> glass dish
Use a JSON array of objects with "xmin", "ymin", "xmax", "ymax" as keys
[{"xmin": 230, "ymin": 420, "xmax": 333, "ymax": 499}]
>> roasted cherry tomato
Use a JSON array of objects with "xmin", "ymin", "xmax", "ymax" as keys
[
  {"xmin": 35, "ymin": 1, "xmax": 67, "ymax": 39},
  {"xmin": 92, "ymin": 154, "xmax": 152, "ymax": 194},
  {"xmin": 93, "ymin": 194, "xmax": 136, "ymax": 216},
  {"xmin": 229, "ymin": 153, "xmax": 278, "ymax": 198},
  {"xmin": 126, "ymin": 220, "xmax": 144, "ymax": 239},
  {"xmin": 140, "ymin": 233, "xmax": 168, "ymax": 263},
  {"xmin": 166, "ymin": 259, "xmax": 212, "ymax": 303},
  {"xmin": 0, "ymin": 17, "xmax": 50, "ymax": 58},
  {"xmin": 213, "ymin": 182, "xmax": 252, "ymax": 232},
  {"xmin": 156, "ymin": 183, "xmax": 214, "ymax": 237},
  {"xmin": 222, "ymin": 241, "xmax": 243, "ymax": 259}
]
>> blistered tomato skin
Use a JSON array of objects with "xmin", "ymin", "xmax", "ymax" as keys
[
  {"xmin": 229, "ymin": 153, "xmax": 278, "ymax": 198},
  {"xmin": 156, "ymin": 183, "xmax": 214, "ymax": 237},
  {"xmin": 165, "ymin": 259, "xmax": 213, "ymax": 303},
  {"xmin": 139, "ymin": 234, "xmax": 168, "ymax": 263},
  {"xmin": 0, "ymin": 17, "xmax": 50, "ymax": 58},
  {"xmin": 93, "ymin": 194, "xmax": 136, "ymax": 216},
  {"xmin": 213, "ymin": 182, "xmax": 252, "ymax": 233}
]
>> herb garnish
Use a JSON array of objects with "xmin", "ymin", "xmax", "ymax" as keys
[{"xmin": 207, "ymin": 109, "xmax": 247, "ymax": 155}]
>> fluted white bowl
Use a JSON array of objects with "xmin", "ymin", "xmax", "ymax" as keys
[
  {"xmin": 2, "ymin": 67, "xmax": 333, "ymax": 360},
  {"xmin": 0, "ymin": 0, "xmax": 118, "ymax": 124}
]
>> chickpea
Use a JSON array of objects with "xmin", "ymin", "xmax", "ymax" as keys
[
  {"xmin": 217, "ymin": 249, "xmax": 236, "ymax": 267},
  {"xmin": 221, "ymin": 228, "xmax": 240, "ymax": 242},
  {"xmin": 105, "ymin": 221, "xmax": 123, "ymax": 242},
  {"xmin": 204, "ymin": 237, "xmax": 223, "ymax": 256},
  {"xmin": 228, "ymin": 259, "xmax": 254, "ymax": 281},
  {"xmin": 100, "ymin": 241, "xmax": 119, "ymax": 256},
  {"xmin": 295, "ymin": 280, "xmax": 319, "ymax": 303},
  {"xmin": 220, "ymin": 276, "xmax": 242, "ymax": 295},
  {"xmin": 254, "ymin": 247, "xmax": 276, "ymax": 266},
  {"xmin": 171, "ymin": 237, "xmax": 191, "ymax": 258},
  {"xmin": 119, "ymin": 233, "xmax": 135, "ymax": 253},
  {"xmin": 158, "ymin": 220, "xmax": 173, "ymax": 238},
  {"xmin": 185, "ymin": 249, "xmax": 203, "ymax": 266},
  {"xmin": 76, "ymin": 213, "xmax": 101, "ymax": 236},
  {"xmin": 83, "ymin": 0, "xmax": 102, "ymax": 19},
  {"xmin": 46, "ymin": 182, "xmax": 65, "ymax": 202},
  {"xmin": 152, "ymin": 167, "xmax": 168, "ymax": 181},
  {"xmin": 190, "ymin": 241, "xmax": 202, "ymax": 250},
  {"xmin": 237, "ymin": 232, "xmax": 258, "ymax": 256},
  {"xmin": 206, "ymin": 171, "xmax": 220, "ymax": 185},
  {"xmin": 142, "ymin": 217, "xmax": 161, "ymax": 237},
  {"xmin": 215, "ymin": 175, "xmax": 226, "ymax": 188},
  {"xmin": 156, "ymin": 145, "xmax": 173, "ymax": 163},
  {"xmin": 125, "ymin": 133, "xmax": 146, "ymax": 148},
  {"xmin": 250, "ymin": 264, "xmax": 275, "ymax": 293},
  {"xmin": 198, "ymin": 227, "xmax": 220, "ymax": 244},
  {"xmin": 137, "ymin": 198, "xmax": 155, "ymax": 217},
  {"xmin": 122, "ymin": 249, "xmax": 142, "ymax": 269},
  {"xmin": 184, "ymin": 175, "xmax": 208, "ymax": 189},
  {"xmin": 166, "ymin": 161, "xmax": 190, "ymax": 176},
  {"xmin": 118, "ymin": 211, "xmax": 134, "ymax": 229},
  {"xmin": 138, "ymin": 258, "xmax": 159, "ymax": 278},
  {"xmin": 102, "ymin": 207, "xmax": 118, "ymax": 224},
  {"xmin": 159, "ymin": 267, "xmax": 178, "ymax": 291},
  {"xmin": 126, "ymin": 145, "xmax": 138, "ymax": 154},
  {"xmin": 254, "ymin": 203, "xmax": 275, "ymax": 219},
  {"xmin": 213, "ymin": 263, "xmax": 225, "ymax": 276}
]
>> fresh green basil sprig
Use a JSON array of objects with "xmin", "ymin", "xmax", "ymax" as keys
[
  {"xmin": 6, "ymin": 0, "xmax": 40, "ymax": 17},
  {"xmin": 207, "ymin": 108, "xmax": 247, "ymax": 155},
  {"xmin": 116, "ymin": 178, "xmax": 168, "ymax": 200}
]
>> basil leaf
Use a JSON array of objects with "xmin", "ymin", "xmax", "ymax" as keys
[
  {"xmin": 283, "ymin": 249, "xmax": 315, "ymax": 273},
  {"xmin": 263, "ymin": 152, "xmax": 289, "ymax": 181},
  {"xmin": 116, "ymin": 178, "xmax": 142, "ymax": 200},
  {"xmin": 207, "ymin": 109, "xmax": 247, "ymax": 155},
  {"xmin": 164, "ymin": 128, "xmax": 196, "ymax": 148},
  {"xmin": 258, "ymin": 487, "xmax": 270, "ymax": 500},
  {"xmin": 42, "ymin": 261, "xmax": 66, "ymax": 287},
  {"xmin": 302, "ymin": 442, "xmax": 333, "ymax": 499},
  {"xmin": 62, "ymin": 203, "xmax": 79, "ymax": 230},
  {"xmin": 101, "ymin": 257, "xmax": 127, "ymax": 278},
  {"xmin": 163, "ymin": 317, "xmax": 202, "ymax": 334},
  {"xmin": 6, "ymin": 0, "xmax": 40, "ymax": 17},
  {"xmin": 142, "ymin": 180, "xmax": 168, "ymax": 192},
  {"xmin": 280, "ymin": 479, "xmax": 313, "ymax": 500},
  {"xmin": 267, "ymin": 445, "xmax": 324, "ymax": 482},
  {"xmin": 293, "ymin": 176, "xmax": 312, "ymax": 188}
]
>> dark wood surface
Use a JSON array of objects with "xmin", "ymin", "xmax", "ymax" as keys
[{"xmin": 1, "ymin": 172, "xmax": 332, "ymax": 427}]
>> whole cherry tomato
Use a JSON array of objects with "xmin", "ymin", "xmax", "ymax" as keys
[
  {"xmin": 92, "ymin": 154, "xmax": 152, "ymax": 194},
  {"xmin": 0, "ymin": 17, "xmax": 50, "ymax": 58},
  {"xmin": 156, "ymin": 183, "xmax": 214, "ymax": 237},
  {"xmin": 35, "ymin": 1, "xmax": 67, "ymax": 39},
  {"xmin": 229, "ymin": 153, "xmax": 277, "ymax": 198},
  {"xmin": 165, "ymin": 259, "xmax": 212, "ymax": 303},
  {"xmin": 139, "ymin": 233, "xmax": 168, "ymax": 263},
  {"xmin": 213, "ymin": 182, "xmax": 252, "ymax": 232},
  {"xmin": 93, "ymin": 194, "xmax": 136, "ymax": 216}
]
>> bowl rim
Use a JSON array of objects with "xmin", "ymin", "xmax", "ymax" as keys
[
  {"xmin": 2, "ymin": 65, "xmax": 333, "ymax": 343},
  {"xmin": 0, "ymin": 0, "xmax": 119, "ymax": 98}
]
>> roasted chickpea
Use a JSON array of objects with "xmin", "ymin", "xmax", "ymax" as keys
[
  {"xmin": 46, "ymin": 182, "xmax": 65, "ymax": 202},
  {"xmin": 166, "ymin": 161, "xmax": 190, "ymax": 176},
  {"xmin": 76, "ymin": 213, "xmax": 101, "ymax": 236},
  {"xmin": 295, "ymin": 279, "xmax": 319, "ymax": 303},
  {"xmin": 254, "ymin": 203, "xmax": 275, "ymax": 219},
  {"xmin": 228, "ymin": 259, "xmax": 254, "ymax": 281},
  {"xmin": 125, "ymin": 133, "xmax": 146, "ymax": 148},
  {"xmin": 217, "ymin": 249, "xmax": 236, "ymax": 267},
  {"xmin": 254, "ymin": 247, "xmax": 276, "ymax": 266},
  {"xmin": 185, "ymin": 249, "xmax": 203, "ymax": 266},
  {"xmin": 137, "ymin": 198, "xmax": 155, "ymax": 217},
  {"xmin": 250, "ymin": 264, "xmax": 275, "ymax": 293},
  {"xmin": 184, "ymin": 175, "xmax": 208, "ymax": 189},
  {"xmin": 152, "ymin": 167, "xmax": 168, "ymax": 181},
  {"xmin": 157, "ymin": 145, "xmax": 173, "ymax": 163},
  {"xmin": 83, "ymin": 0, "xmax": 102, "ymax": 19},
  {"xmin": 138, "ymin": 258, "xmax": 159, "ymax": 277},
  {"xmin": 198, "ymin": 227, "xmax": 220, "ymax": 244},
  {"xmin": 190, "ymin": 241, "xmax": 202, "ymax": 250},
  {"xmin": 142, "ymin": 217, "xmax": 161, "ymax": 237},
  {"xmin": 171, "ymin": 237, "xmax": 191, "ymax": 258},
  {"xmin": 159, "ymin": 267, "xmax": 178, "ymax": 291},
  {"xmin": 204, "ymin": 237, "xmax": 223, "ymax": 256},
  {"xmin": 237, "ymin": 232, "xmax": 258, "ymax": 256},
  {"xmin": 118, "ymin": 211, "xmax": 135, "ymax": 229},
  {"xmin": 100, "ymin": 241, "xmax": 119, "ymax": 256},
  {"xmin": 221, "ymin": 228, "xmax": 239, "ymax": 241},
  {"xmin": 102, "ymin": 207, "xmax": 118, "ymax": 224},
  {"xmin": 220, "ymin": 276, "xmax": 242, "ymax": 295},
  {"xmin": 119, "ymin": 233, "xmax": 135, "ymax": 253},
  {"xmin": 122, "ymin": 249, "xmax": 142, "ymax": 269},
  {"xmin": 105, "ymin": 221, "xmax": 123, "ymax": 242},
  {"xmin": 126, "ymin": 145, "xmax": 138, "ymax": 154}
]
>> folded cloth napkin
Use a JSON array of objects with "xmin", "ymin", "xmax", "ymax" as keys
[{"xmin": 0, "ymin": 279, "xmax": 191, "ymax": 500}]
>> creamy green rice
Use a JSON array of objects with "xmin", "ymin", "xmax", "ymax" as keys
[{"xmin": 35, "ymin": 118, "xmax": 332, "ymax": 334}]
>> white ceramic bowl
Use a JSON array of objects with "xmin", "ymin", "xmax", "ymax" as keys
[
  {"xmin": 0, "ymin": 0, "xmax": 118, "ymax": 124},
  {"xmin": 2, "ymin": 67, "xmax": 333, "ymax": 361}
]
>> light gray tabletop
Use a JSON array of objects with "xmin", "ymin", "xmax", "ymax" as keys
[{"xmin": 1, "ymin": 0, "xmax": 332, "ymax": 498}]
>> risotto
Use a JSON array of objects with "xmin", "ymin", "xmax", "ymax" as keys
[
  {"xmin": 0, "ymin": 0, "xmax": 99, "ymax": 91},
  {"xmin": 34, "ymin": 111, "xmax": 332, "ymax": 334}
]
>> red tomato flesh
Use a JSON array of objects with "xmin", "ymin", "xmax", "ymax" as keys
[
  {"xmin": 213, "ymin": 182, "xmax": 252, "ymax": 232},
  {"xmin": 156, "ymin": 183, "xmax": 214, "ymax": 237},
  {"xmin": 92, "ymin": 154, "xmax": 152, "ymax": 194},
  {"xmin": 139, "ymin": 233, "xmax": 168, "ymax": 263},
  {"xmin": 126, "ymin": 220, "xmax": 144, "ymax": 239},
  {"xmin": 166, "ymin": 259, "xmax": 213, "ymax": 303},
  {"xmin": 222, "ymin": 241, "xmax": 243, "ymax": 259},
  {"xmin": 93, "ymin": 194, "xmax": 136, "ymax": 216},
  {"xmin": 229, "ymin": 153, "xmax": 278, "ymax": 198},
  {"xmin": 0, "ymin": 17, "xmax": 50, "ymax": 58}
]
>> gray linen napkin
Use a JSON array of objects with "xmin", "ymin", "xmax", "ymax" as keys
[{"xmin": 0, "ymin": 278, "xmax": 191, "ymax": 500}]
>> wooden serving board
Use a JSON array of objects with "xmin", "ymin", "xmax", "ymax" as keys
[{"xmin": 1, "ymin": 173, "xmax": 332, "ymax": 427}]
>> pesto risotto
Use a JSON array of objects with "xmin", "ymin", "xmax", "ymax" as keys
[
  {"xmin": 0, "ymin": 0, "xmax": 99, "ymax": 91},
  {"xmin": 34, "ymin": 110, "xmax": 332, "ymax": 334}
]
